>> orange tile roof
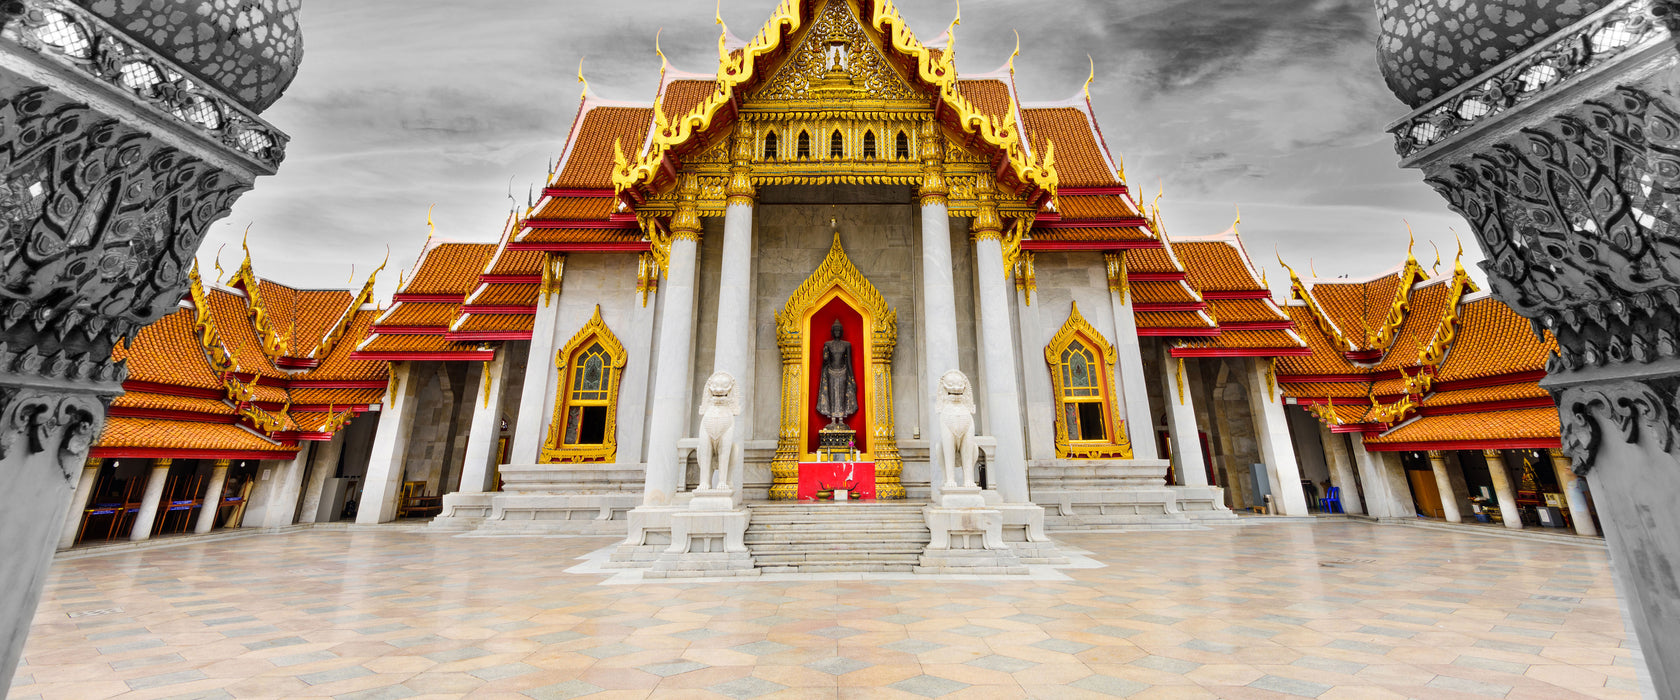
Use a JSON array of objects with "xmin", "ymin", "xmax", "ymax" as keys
[
  {"xmin": 1021, "ymin": 107, "xmax": 1118, "ymax": 188},
  {"xmin": 1372, "ymin": 281, "xmax": 1455, "ymax": 372},
  {"xmin": 305, "ymin": 311, "xmax": 388, "ymax": 381},
  {"xmin": 520, "ymin": 228, "xmax": 644, "ymax": 244},
  {"xmin": 1135, "ymin": 310, "xmax": 1214, "ymax": 329},
  {"xmin": 1057, "ymin": 195, "xmax": 1139, "ymax": 220},
  {"xmin": 404, "ymin": 244, "xmax": 495, "ymax": 296},
  {"xmin": 1281, "ymin": 382, "xmax": 1373, "ymax": 399},
  {"xmin": 1124, "ymin": 248, "xmax": 1182, "ymax": 275},
  {"xmin": 552, "ymin": 106, "xmax": 655, "ymax": 190},
  {"xmin": 1314, "ymin": 403, "xmax": 1380, "ymax": 425},
  {"xmin": 378, "ymin": 302, "xmax": 459, "ymax": 327},
  {"xmin": 292, "ymin": 388, "xmax": 387, "ymax": 406},
  {"xmin": 358, "ymin": 334, "xmax": 482, "ymax": 354},
  {"xmin": 111, "ymin": 392, "xmax": 235, "ymax": 415},
  {"xmin": 254, "ymin": 279, "xmax": 297, "ymax": 350},
  {"xmin": 1436, "ymin": 296, "xmax": 1554, "ymax": 382},
  {"xmin": 486, "ymin": 249, "xmax": 546, "ymax": 276},
  {"xmin": 1176, "ymin": 329, "xmax": 1305, "ymax": 351},
  {"xmin": 1207, "ymin": 299, "xmax": 1287, "ymax": 324},
  {"xmin": 467, "ymin": 284, "xmax": 539, "ymax": 307},
  {"xmin": 98, "ymin": 417, "xmax": 294, "ymax": 454},
  {"xmin": 1028, "ymin": 226, "xmax": 1154, "ymax": 242},
  {"xmin": 1177, "ymin": 240, "xmax": 1266, "ymax": 293},
  {"xmin": 292, "ymin": 290, "xmax": 355, "ymax": 352},
  {"xmin": 206, "ymin": 289, "xmax": 284, "ymax": 378},
  {"xmin": 1366, "ymin": 408, "xmax": 1560, "ymax": 445},
  {"xmin": 114, "ymin": 310, "xmax": 223, "ymax": 390},
  {"xmin": 958, "ymin": 79, "xmax": 1012, "ymax": 124},
  {"xmin": 662, "ymin": 80, "xmax": 716, "ymax": 123},
  {"xmin": 1130, "ymin": 281, "xmax": 1199, "ymax": 305},
  {"xmin": 1276, "ymin": 305, "xmax": 1361, "ymax": 376},
  {"xmin": 1423, "ymin": 382, "xmax": 1551, "ymax": 407},
  {"xmin": 1306, "ymin": 275, "xmax": 1403, "ymax": 352},
  {"xmin": 533, "ymin": 196, "xmax": 617, "ymax": 221},
  {"xmin": 455, "ymin": 314, "xmax": 535, "ymax": 333}
]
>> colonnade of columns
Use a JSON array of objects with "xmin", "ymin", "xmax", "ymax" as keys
[{"xmin": 55, "ymin": 457, "xmax": 253, "ymax": 549}]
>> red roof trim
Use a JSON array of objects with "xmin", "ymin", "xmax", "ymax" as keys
[
  {"xmin": 1219, "ymin": 321, "xmax": 1295, "ymax": 331},
  {"xmin": 275, "ymin": 357, "xmax": 319, "ymax": 370},
  {"xmin": 1022, "ymin": 240, "xmax": 1164, "ymax": 252},
  {"xmin": 1365, "ymin": 438, "xmax": 1561, "ymax": 452},
  {"xmin": 523, "ymin": 219, "xmax": 638, "ymax": 230},
  {"xmin": 1035, "ymin": 217, "xmax": 1151, "ymax": 229},
  {"xmin": 1202, "ymin": 290, "xmax": 1274, "ymax": 300},
  {"xmin": 1278, "ymin": 374, "xmax": 1378, "ymax": 384},
  {"xmin": 89, "ymin": 447, "xmax": 296, "ymax": 461},
  {"xmin": 1137, "ymin": 328, "xmax": 1221, "ymax": 338},
  {"xmin": 291, "ymin": 404, "xmax": 375, "ymax": 413},
  {"xmin": 448, "ymin": 331, "xmax": 534, "ymax": 341},
  {"xmin": 107, "ymin": 407, "xmax": 236, "ymax": 424},
  {"xmin": 542, "ymin": 188, "xmax": 616, "ymax": 198},
  {"xmin": 1432, "ymin": 371, "xmax": 1550, "ymax": 392},
  {"xmin": 1171, "ymin": 347, "xmax": 1315, "ymax": 358},
  {"xmin": 1130, "ymin": 272, "xmax": 1188, "ymax": 282},
  {"xmin": 393, "ymin": 293, "xmax": 464, "ymax": 303},
  {"xmin": 480, "ymin": 275, "xmax": 542, "ymax": 284},
  {"xmin": 369, "ymin": 325, "xmax": 447, "ymax": 335},
  {"xmin": 349, "ymin": 351, "xmax": 497, "ymax": 362},
  {"xmin": 290, "ymin": 380, "xmax": 388, "ymax": 389},
  {"xmin": 1332, "ymin": 424, "xmax": 1386, "ymax": 435},
  {"xmin": 459, "ymin": 305, "xmax": 535, "ymax": 315},
  {"xmin": 1344, "ymin": 349, "xmax": 1384, "ymax": 362},
  {"xmin": 1055, "ymin": 186, "xmax": 1130, "ymax": 196},
  {"xmin": 507, "ymin": 242, "xmax": 652, "ymax": 253},
  {"xmin": 1135, "ymin": 302, "xmax": 1208, "ymax": 313}
]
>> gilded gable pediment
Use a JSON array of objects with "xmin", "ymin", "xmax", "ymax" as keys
[{"xmin": 746, "ymin": 0, "xmax": 926, "ymax": 107}]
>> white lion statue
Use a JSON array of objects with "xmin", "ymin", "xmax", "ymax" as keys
[
  {"xmin": 937, "ymin": 370, "xmax": 979, "ymax": 489},
  {"xmin": 696, "ymin": 371, "xmax": 742, "ymax": 491}
]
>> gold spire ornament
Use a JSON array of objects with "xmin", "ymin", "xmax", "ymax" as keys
[
  {"xmin": 576, "ymin": 57, "xmax": 590, "ymax": 100},
  {"xmin": 1084, "ymin": 54, "xmax": 1095, "ymax": 102}
]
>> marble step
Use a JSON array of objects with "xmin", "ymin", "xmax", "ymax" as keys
[
  {"xmin": 759, "ymin": 564, "xmax": 917, "ymax": 574},
  {"xmin": 744, "ymin": 531, "xmax": 929, "ymax": 544},
  {"xmin": 748, "ymin": 517, "xmax": 927, "ymax": 527},
  {"xmin": 752, "ymin": 551, "xmax": 924, "ymax": 565},
  {"xmin": 746, "ymin": 542, "xmax": 928, "ymax": 554}
]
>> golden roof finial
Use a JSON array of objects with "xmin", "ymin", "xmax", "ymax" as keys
[
  {"xmin": 1084, "ymin": 54, "xmax": 1095, "ymax": 103},
  {"xmin": 1233, "ymin": 204, "xmax": 1242, "ymax": 233},
  {"xmin": 1310, "ymin": 258, "xmax": 1318, "ymax": 279},
  {"xmin": 348, "ymin": 264, "xmax": 355, "ymax": 284},
  {"xmin": 1007, "ymin": 30, "xmax": 1020, "ymax": 76},
  {"xmin": 655, "ymin": 28, "xmax": 669, "ymax": 78},
  {"xmin": 213, "ymin": 243, "xmax": 226, "ymax": 284},
  {"xmin": 1276, "ymin": 248, "xmax": 1301, "ymax": 284},
  {"xmin": 1430, "ymin": 241, "xmax": 1442, "ymax": 275},
  {"xmin": 1114, "ymin": 151, "xmax": 1125, "ymax": 184},
  {"xmin": 1452, "ymin": 228, "xmax": 1464, "ymax": 260},
  {"xmin": 945, "ymin": 2, "xmax": 961, "ymax": 62},
  {"xmin": 1260, "ymin": 266, "xmax": 1268, "ymax": 288},
  {"xmin": 715, "ymin": 0, "xmax": 730, "ymax": 65},
  {"xmin": 426, "ymin": 203, "xmax": 436, "ymax": 246},
  {"xmin": 576, "ymin": 57, "xmax": 590, "ymax": 100},
  {"xmin": 1403, "ymin": 219, "xmax": 1417, "ymax": 260}
]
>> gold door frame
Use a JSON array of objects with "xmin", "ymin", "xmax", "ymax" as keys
[{"xmin": 771, "ymin": 234, "xmax": 904, "ymax": 499}]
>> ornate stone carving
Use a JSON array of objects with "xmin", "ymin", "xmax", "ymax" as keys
[
  {"xmin": 0, "ymin": 385, "xmax": 104, "ymax": 482},
  {"xmin": 1558, "ymin": 378, "xmax": 1680, "ymax": 473},
  {"xmin": 696, "ymin": 372, "xmax": 741, "ymax": 492},
  {"xmin": 1, "ymin": 79, "xmax": 252, "ymax": 373},
  {"xmin": 751, "ymin": 0, "xmax": 920, "ymax": 103},
  {"xmin": 1376, "ymin": 0, "xmax": 1613, "ymax": 109},
  {"xmin": 935, "ymin": 370, "xmax": 978, "ymax": 489}
]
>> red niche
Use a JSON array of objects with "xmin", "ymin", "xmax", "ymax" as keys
[{"xmin": 806, "ymin": 296, "xmax": 868, "ymax": 455}]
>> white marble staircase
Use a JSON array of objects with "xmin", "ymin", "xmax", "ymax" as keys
[{"xmin": 745, "ymin": 502, "xmax": 931, "ymax": 573}]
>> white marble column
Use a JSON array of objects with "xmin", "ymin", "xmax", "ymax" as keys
[
  {"xmin": 262, "ymin": 446, "xmax": 311, "ymax": 529},
  {"xmin": 1350, "ymin": 439, "xmax": 1414, "ymax": 519},
  {"xmin": 1482, "ymin": 449, "xmax": 1524, "ymax": 530},
  {"xmin": 1159, "ymin": 346, "xmax": 1207, "ymax": 487},
  {"xmin": 712, "ymin": 187, "xmax": 755, "ymax": 492},
  {"xmin": 919, "ymin": 123, "xmax": 960, "ymax": 501},
  {"xmin": 1245, "ymin": 358, "xmax": 1309, "ymax": 514},
  {"xmin": 1317, "ymin": 424, "xmax": 1364, "ymax": 515},
  {"xmin": 1106, "ymin": 254, "xmax": 1158, "ymax": 460},
  {"xmin": 128, "ymin": 458, "xmax": 172, "ymax": 541},
  {"xmin": 973, "ymin": 234, "xmax": 1029, "ymax": 503},
  {"xmin": 194, "ymin": 460, "xmax": 231, "ymax": 533},
  {"xmin": 458, "ymin": 348, "xmax": 510, "ymax": 494},
  {"xmin": 298, "ymin": 436, "xmax": 343, "ymax": 524},
  {"xmin": 1548, "ymin": 449, "xmax": 1597, "ymax": 536},
  {"xmin": 641, "ymin": 233, "xmax": 702, "ymax": 506},
  {"xmin": 56, "ymin": 457, "xmax": 101, "ymax": 550},
  {"xmin": 358, "ymin": 361, "xmax": 420, "ymax": 524},
  {"xmin": 1427, "ymin": 451, "xmax": 1463, "ymax": 523},
  {"xmin": 511, "ymin": 254, "xmax": 565, "ymax": 465}
]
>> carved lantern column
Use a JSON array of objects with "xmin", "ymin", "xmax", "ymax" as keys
[{"xmin": 1380, "ymin": 1, "xmax": 1680, "ymax": 693}]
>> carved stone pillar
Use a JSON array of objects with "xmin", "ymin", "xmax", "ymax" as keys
[
  {"xmin": 0, "ymin": 1, "xmax": 297, "ymax": 693},
  {"xmin": 57, "ymin": 456, "xmax": 101, "ymax": 550},
  {"xmin": 1480, "ymin": 450, "xmax": 1524, "ymax": 530},
  {"xmin": 1426, "ymin": 451, "xmax": 1462, "ymax": 523},
  {"xmin": 918, "ymin": 119, "xmax": 960, "ymax": 502},
  {"xmin": 194, "ymin": 459, "xmax": 231, "ymax": 533},
  {"xmin": 1382, "ymin": 3, "xmax": 1680, "ymax": 690}
]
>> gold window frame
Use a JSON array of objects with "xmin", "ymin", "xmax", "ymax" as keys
[
  {"xmin": 542, "ymin": 306, "xmax": 626, "ymax": 464},
  {"xmin": 1045, "ymin": 301, "xmax": 1133, "ymax": 460}
]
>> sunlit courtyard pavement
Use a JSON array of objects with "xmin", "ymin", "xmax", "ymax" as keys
[{"xmin": 11, "ymin": 522, "xmax": 1643, "ymax": 700}]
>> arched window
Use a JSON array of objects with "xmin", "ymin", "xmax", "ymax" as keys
[
  {"xmin": 544, "ymin": 306, "xmax": 626, "ymax": 463},
  {"xmin": 763, "ymin": 131, "xmax": 779, "ymax": 160},
  {"xmin": 895, "ymin": 130, "xmax": 911, "ymax": 159},
  {"xmin": 1044, "ymin": 302, "xmax": 1132, "ymax": 459},
  {"xmin": 862, "ymin": 130, "xmax": 877, "ymax": 159},
  {"xmin": 797, "ymin": 130, "xmax": 811, "ymax": 159},
  {"xmin": 830, "ymin": 130, "xmax": 844, "ymax": 158}
]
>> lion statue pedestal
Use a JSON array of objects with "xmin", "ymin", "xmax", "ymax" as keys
[
  {"xmin": 646, "ymin": 373, "xmax": 759, "ymax": 579},
  {"xmin": 915, "ymin": 371, "xmax": 1026, "ymax": 575}
]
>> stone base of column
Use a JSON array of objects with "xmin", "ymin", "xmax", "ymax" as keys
[
  {"xmin": 1169, "ymin": 486, "xmax": 1238, "ymax": 519},
  {"xmin": 645, "ymin": 503, "xmax": 756, "ymax": 579},
  {"xmin": 917, "ymin": 505, "xmax": 1027, "ymax": 575},
  {"xmin": 609, "ymin": 503, "xmax": 690, "ymax": 568},
  {"xmin": 994, "ymin": 503, "xmax": 1067, "ymax": 565},
  {"xmin": 428, "ymin": 492, "xmax": 495, "ymax": 531}
]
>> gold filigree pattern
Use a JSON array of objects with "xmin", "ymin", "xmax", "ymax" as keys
[
  {"xmin": 1044, "ymin": 302, "xmax": 1132, "ymax": 460},
  {"xmin": 771, "ymin": 234, "xmax": 902, "ymax": 499},
  {"xmin": 751, "ymin": 0, "xmax": 920, "ymax": 103}
]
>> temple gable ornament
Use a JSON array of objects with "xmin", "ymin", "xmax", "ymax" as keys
[{"xmin": 750, "ymin": 0, "xmax": 922, "ymax": 104}]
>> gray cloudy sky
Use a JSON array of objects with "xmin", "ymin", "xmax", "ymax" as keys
[{"xmin": 212, "ymin": 0, "xmax": 1472, "ymax": 298}]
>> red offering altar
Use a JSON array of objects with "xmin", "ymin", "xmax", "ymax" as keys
[{"xmin": 797, "ymin": 462, "xmax": 876, "ymax": 501}]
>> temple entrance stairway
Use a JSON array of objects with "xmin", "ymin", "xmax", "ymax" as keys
[{"xmin": 745, "ymin": 502, "xmax": 931, "ymax": 573}]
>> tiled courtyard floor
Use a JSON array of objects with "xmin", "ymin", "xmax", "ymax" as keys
[{"xmin": 11, "ymin": 522, "xmax": 1640, "ymax": 699}]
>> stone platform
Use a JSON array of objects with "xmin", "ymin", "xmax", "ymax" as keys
[{"xmin": 1028, "ymin": 458, "xmax": 1237, "ymax": 530}]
